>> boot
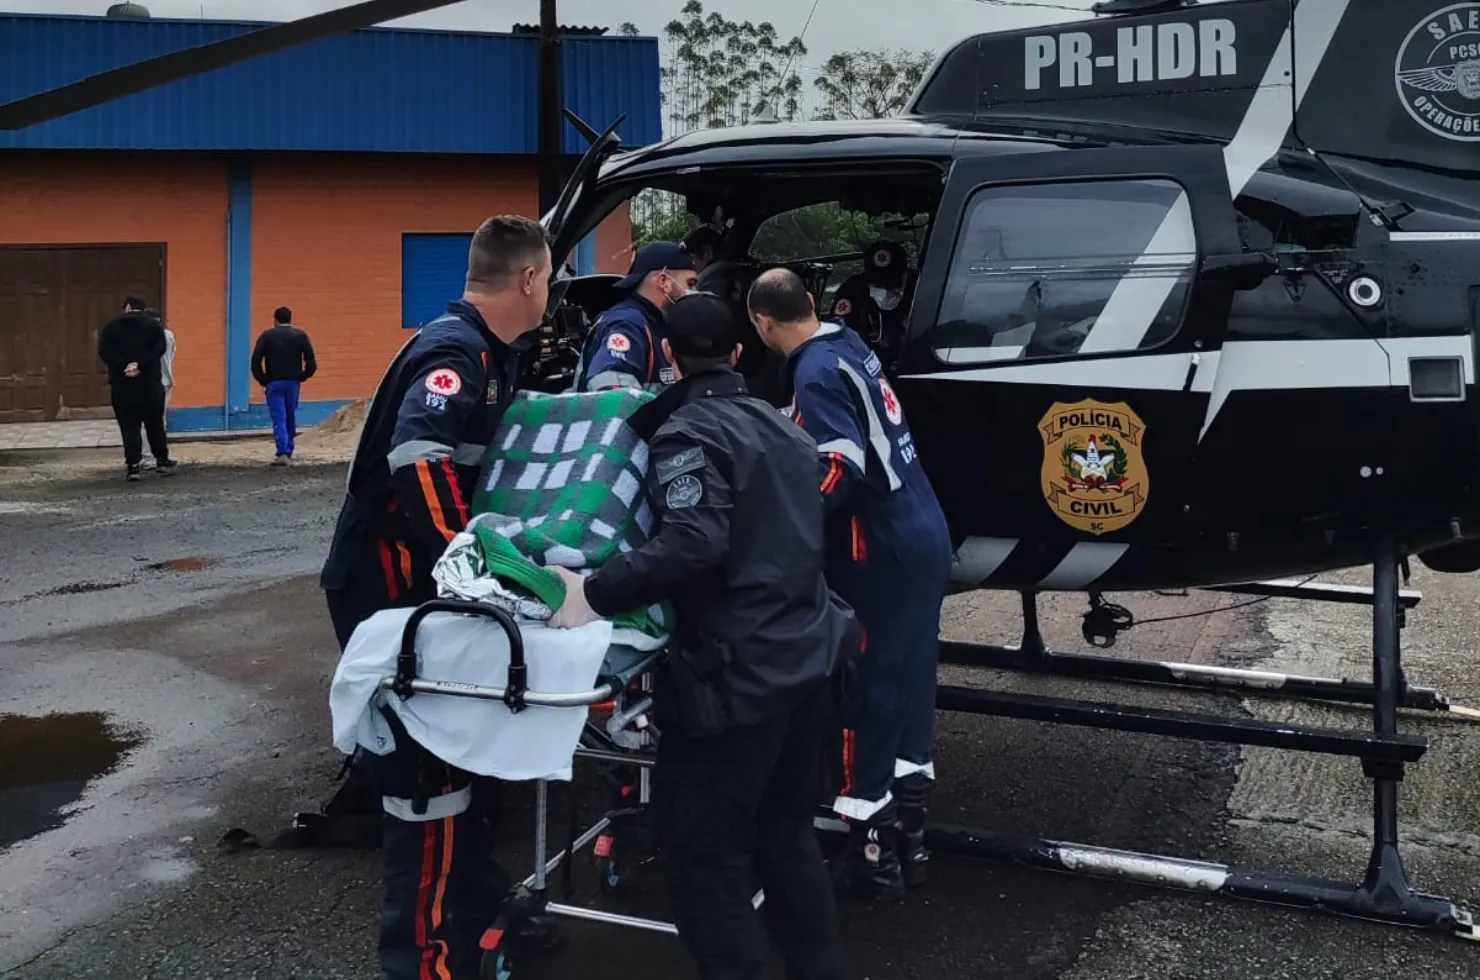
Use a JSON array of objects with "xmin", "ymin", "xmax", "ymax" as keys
[
  {"xmin": 895, "ymin": 773, "xmax": 932, "ymax": 890},
  {"xmin": 832, "ymin": 807, "xmax": 906, "ymax": 904}
]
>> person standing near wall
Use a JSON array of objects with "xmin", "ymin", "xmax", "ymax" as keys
[
  {"xmin": 136, "ymin": 308, "xmax": 175, "ymax": 470},
  {"xmin": 251, "ymin": 306, "xmax": 318, "ymax": 466},
  {"xmin": 98, "ymin": 295, "xmax": 177, "ymax": 482},
  {"xmin": 152, "ymin": 308, "xmax": 176, "ymax": 428}
]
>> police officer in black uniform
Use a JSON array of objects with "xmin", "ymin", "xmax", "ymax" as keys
[
  {"xmin": 549, "ymin": 291, "xmax": 856, "ymax": 980},
  {"xmin": 320, "ymin": 214, "xmax": 552, "ymax": 980}
]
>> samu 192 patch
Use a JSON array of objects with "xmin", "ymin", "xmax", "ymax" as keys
[
  {"xmin": 425, "ymin": 367, "xmax": 462, "ymax": 397},
  {"xmin": 665, "ymin": 473, "xmax": 703, "ymax": 509}
]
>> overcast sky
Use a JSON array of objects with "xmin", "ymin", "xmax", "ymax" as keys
[{"xmin": 2, "ymin": 0, "xmax": 1102, "ymax": 68}]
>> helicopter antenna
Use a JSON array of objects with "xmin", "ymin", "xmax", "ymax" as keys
[
  {"xmin": 754, "ymin": 0, "xmax": 822, "ymax": 123},
  {"xmin": 1297, "ymin": 146, "xmax": 1413, "ymax": 232}
]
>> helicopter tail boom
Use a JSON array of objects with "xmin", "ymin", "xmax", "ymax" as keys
[{"xmin": 909, "ymin": 0, "xmax": 1479, "ymax": 178}]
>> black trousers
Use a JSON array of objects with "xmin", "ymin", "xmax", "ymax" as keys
[
  {"xmin": 112, "ymin": 383, "xmax": 169, "ymax": 468},
  {"xmin": 655, "ymin": 681, "xmax": 847, "ymax": 980},
  {"xmin": 368, "ymin": 708, "xmax": 509, "ymax": 980},
  {"xmin": 325, "ymin": 574, "xmax": 435, "ymax": 652}
]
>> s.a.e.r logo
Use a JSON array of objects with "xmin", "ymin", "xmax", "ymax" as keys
[{"xmin": 1395, "ymin": 3, "xmax": 1480, "ymax": 142}]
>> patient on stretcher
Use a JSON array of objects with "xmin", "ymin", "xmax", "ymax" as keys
[{"xmin": 328, "ymin": 386, "xmax": 673, "ymax": 782}]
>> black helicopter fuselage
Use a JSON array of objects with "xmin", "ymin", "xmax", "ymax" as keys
[{"xmin": 542, "ymin": 0, "xmax": 1480, "ymax": 595}]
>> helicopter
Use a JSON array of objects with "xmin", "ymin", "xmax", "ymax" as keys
[
  {"xmin": 8, "ymin": 0, "xmax": 1480, "ymax": 947},
  {"xmin": 529, "ymin": 0, "xmax": 1480, "ymax": 940}
]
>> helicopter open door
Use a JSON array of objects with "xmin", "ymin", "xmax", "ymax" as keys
[{"xmin": 898, "ymin": 143, "xmax": 1252, "ymax": 590}]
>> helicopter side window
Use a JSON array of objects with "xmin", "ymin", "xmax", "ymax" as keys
[{"xmin": 932, "ymin": 178, "xmax": 1198, "ymax": 364}]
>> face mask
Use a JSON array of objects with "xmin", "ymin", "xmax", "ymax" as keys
[
  {"xmin": 870, "ymin": 286, "xmax": 903, "ymax": 311},
  {"xmin": 664, "ymin": 278, "xmax": 692, "ymax": 306}
]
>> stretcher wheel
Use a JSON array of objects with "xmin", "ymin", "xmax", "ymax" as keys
[
  {"xmin": 479, "ymin": 948, "xmax": 514, "ymax": 980},
  {"xmin": 594, "ymin": 830, "xmax": 626, "ymax": 894},
  {"xmin": 598, "ymin": 854, "xmax": 625, "ymax": 894},
  {"xmin": 479, "ymin": 887, "xmax": 562, "ymax": 979}
]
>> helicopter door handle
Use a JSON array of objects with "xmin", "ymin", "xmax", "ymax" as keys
[{"xmin": 1200, "ymin": 251, "xmax": 1276, "ymax": 290}]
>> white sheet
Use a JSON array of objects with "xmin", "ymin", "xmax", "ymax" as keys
[{"xmin": 329, "ymin": 606, "xmax": 615, "ymax": 782}]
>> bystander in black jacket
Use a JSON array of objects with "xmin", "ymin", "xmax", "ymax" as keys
[
  {"xmin": 582, "ymin": 319, "xmax": 855, "ymax": 732},
  {"xmin": 98, "ymin": 303, "xmax": 173, "ymax": 475},
  {"xmin": 251, "ymin": 322, "xmax": 318, "ymax": 385},
  {"xmin": 98, "ymin": 310, "xmax": 167, "ymax": 388}
]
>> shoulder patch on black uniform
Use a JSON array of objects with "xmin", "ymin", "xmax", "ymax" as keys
[
  {"xmin": 665, "ymin": 473, "xmax": 703, "ymax": 509},
  {"xmin": 655, "ymin": 447, "xmax": 705, "ymax": 485}
]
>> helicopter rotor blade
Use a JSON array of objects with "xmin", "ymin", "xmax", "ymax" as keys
[
  {"xmin": 0, "ymin": 0, "xmax": 468, "ymax": 131},
  {"xmin": 562, "ymin": 108, "xmax": 602, "ymax": 147}
]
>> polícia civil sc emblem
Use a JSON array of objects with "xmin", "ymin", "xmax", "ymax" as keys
[
  {"xmin": 1038, "ymin": 400, "xmax": 1149, "ymax": 536},
  {"xmin": 1395, "ymin": 3, "xmax": 1480, "ymax": 143}
]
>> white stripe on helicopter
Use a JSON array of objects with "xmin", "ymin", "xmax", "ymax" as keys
[
  {"xmin": 949, "ymin": 537, "xmax": 1128, "ymax": 591},
  {"xmin": 1076, "ymin": 0, "xmax": 1352, "ymax": 356},
  {"xmin": 908, "ymin": 335, "xmax": 1474, "ymax": 438}
]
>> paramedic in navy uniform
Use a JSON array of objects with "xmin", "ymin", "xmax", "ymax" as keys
[
  {"xmin": 747, "ymin": 267, "xmax": 953, "ymax": 904},
  {"xmin": 549, "ymin": 291, "xmax": 854, "ymax": 980},
  {"xmin": 573, "ymin": 240, "xmax": 698, "ymax": 392},
  {"xmin": 319, "ymin": 215, "xmax": 552, "ymax": 980}
]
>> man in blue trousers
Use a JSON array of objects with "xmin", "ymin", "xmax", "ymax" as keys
[{"xmin": 251, "ymin": 306, "xmax": 318, "ymax": 466}]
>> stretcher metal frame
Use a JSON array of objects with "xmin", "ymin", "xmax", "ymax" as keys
[{"xmin": 380, "ymin": 599, "xmax": 686, "ymax": 979}]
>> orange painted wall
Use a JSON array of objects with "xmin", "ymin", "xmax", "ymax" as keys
[
  {"xmin": 250, "ymin": 154, "xmax": 636, "ymax": 404},
  {"xmin": 0, "ymin": 151, "xmax": 637, "ymax": 414},
  {"xmin": 0, "ymin": 151, "xmax": 229, "ymax": 409},
  {"xmin": 250, "ymin": 154, "xmax": 541, "ymax": 404}
]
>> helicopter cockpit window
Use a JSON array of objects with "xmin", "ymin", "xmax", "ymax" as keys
[
  {"xmin": 750, "ymin": 203, "xmax": 930, "ymax": 306},
  {"xmin": 932, "ymin": 178, "xmax": 1197, "ymax": 364}
]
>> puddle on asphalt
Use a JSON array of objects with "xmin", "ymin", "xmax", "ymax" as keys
[
  {"xmin": 39, "ymin": 580, "xmax": 128, "ymax": 597},
  {"xmin": 0, "ymin": 712, "xmax": 142, "ymax": 851},
  {"xmin": 146, "ymin": 556, "xmax": 219, "ymax": 572}
]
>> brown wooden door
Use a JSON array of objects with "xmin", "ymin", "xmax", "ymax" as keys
[{"xmin": 0, "ymin": 245, "xmax": 164, "ymax": 423}]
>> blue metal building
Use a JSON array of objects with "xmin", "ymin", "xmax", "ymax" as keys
[{"xmin": 0, "ymin": 9, "xmax": 661, "ymax": 429}]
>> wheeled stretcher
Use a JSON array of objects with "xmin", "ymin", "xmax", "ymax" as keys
[{"xmin": 380, "ymin": 599, "xmax": 682, "ymax": 980}]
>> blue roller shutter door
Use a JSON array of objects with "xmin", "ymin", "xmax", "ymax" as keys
[{"xmin": 402, "ymin": 233, "xmax": 472, "ymax": 328}]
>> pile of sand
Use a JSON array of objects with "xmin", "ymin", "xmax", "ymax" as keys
[
  {"xmin": 170, "ymin": 398, "xmax": 368, "ymax": 468},
  {"xmin": 293, "ymin": 398, "xmax": 369, "ymax": 456}
]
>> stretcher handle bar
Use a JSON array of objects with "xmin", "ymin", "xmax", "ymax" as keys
[
  {"xmin": 379, "ymin": 675, "xmax": 623, "ymax": 708},
  {"xmin": 395, "ymin": 600, "xmax": 528, "ymax": 712},
  {"xmin": 574, "ymin": 744, "xmax": 657, "ymax": 769}
]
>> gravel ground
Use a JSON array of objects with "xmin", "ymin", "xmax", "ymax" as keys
[{"xmin": 1, "ymin": 454, "xmax": 1478, "ymax": 979}]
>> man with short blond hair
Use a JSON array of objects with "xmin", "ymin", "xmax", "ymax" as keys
[
  {"xmin": 467, "ymin": 213, "xmax": 552, "ymax": 290},
  {"xmin": 321, "ymin": 213, "xmax": 551, "ymax": 980}
]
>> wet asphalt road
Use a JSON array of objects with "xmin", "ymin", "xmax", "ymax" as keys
[{"xmin": 2, "ymin": 453, "xmax": 1479, "ymax": 979}]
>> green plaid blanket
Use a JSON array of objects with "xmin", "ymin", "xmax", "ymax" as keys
[{"xmin": 458, "ymin": 387, "xmax": 673, "ymax": 638}]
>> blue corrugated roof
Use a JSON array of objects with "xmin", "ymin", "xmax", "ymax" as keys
[{"xmin": 0, "ymin": 13, "xmax": 662, "ymax": 154}]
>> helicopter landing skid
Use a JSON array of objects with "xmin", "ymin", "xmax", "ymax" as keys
[
  {"xmin": 939, "ymin": 578, "xmax": 1456, "ymax": 715},
  {"xmin": 921, "ymin": 538, "xmax": 1479, "ymax": 940}
]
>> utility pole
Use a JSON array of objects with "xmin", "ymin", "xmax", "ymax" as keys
[{"xmin": 537, "ymin": 0, "xmax": 564, "ymax": 217}]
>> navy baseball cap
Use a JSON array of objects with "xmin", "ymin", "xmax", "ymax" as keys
[
  {"xmin": 665, "ymin": 292, "xmax": 740, "ymax": 358},
  {"xmin": 616, "ymin": 241, "xmax": 696, "ymax": 290},
  {"xmin": 862, "ymin": 240, "xmax": 908, "ymax": 285}
]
